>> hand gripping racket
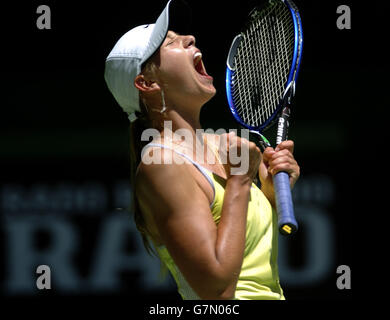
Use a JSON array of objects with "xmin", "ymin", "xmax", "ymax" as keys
[{"xmin": 225, "ymin": 0, "xmax": 303, "ymax": 235}]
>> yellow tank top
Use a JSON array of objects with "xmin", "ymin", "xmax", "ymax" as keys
[{"xmin": 147, "ymin": 143, "xmax": 285, "ymax": 300}]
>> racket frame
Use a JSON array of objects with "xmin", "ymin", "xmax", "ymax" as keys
[{"xmin": 225, "ymin": 0, "xmax": 303, "ymax": 134}]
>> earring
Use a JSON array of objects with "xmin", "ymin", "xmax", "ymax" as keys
[{"xmin": 160, "ymin": 90, "xmax": 167, "ymax": 114}]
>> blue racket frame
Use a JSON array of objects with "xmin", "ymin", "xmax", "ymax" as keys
[{"xmin": 226, "ymin": 0, "xmax": 303, "ymax": 132}]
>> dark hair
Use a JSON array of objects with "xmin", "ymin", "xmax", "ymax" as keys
[
  {"xmin": 129, "ymin": 99, "xmax": 156, "ymax": 255},
  {"xmin": 129, "ymin": 56, "xmax": 160, "ymax": 255}
]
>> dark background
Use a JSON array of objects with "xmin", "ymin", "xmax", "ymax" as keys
[{"xmin": 0, "ymin": 0, "xmax": 386, "ymax": 308}]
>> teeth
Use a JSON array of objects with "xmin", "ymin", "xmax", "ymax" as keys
[{"xmin": 193, "ymin": 52, "xmax": 202, "ymax": 65}]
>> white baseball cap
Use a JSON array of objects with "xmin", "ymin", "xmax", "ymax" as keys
[{"xmin": 104, "ymin": 0, "xmax": 191, "ymax": 122}]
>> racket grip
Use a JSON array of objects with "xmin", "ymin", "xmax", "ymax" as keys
[{"xmin": 273, "ymin": 171, "xmax": 298, "ymax": 235}]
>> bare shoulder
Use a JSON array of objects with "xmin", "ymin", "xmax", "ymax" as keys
[
  {"xmin": 136, "ymin": 147, "xmax": 193, "ymax": 194},
  {"xmin": 135, "ymin": 146, "xmax": 215, "ymax": 248},
  {"xmin": 135, "ymin": 146, "xmax": 208, "ymax": 215}
]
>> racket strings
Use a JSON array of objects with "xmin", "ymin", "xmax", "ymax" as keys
[{"xmin": 232, "ymin": 2, "xmax": 294, "ymax": 128}]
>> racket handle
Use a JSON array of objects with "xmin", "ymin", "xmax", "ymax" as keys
[{"xmin": 273, "ymin": 171, "xmax": 298, "ymax": 235}]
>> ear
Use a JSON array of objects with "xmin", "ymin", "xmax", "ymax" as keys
[{"xmin": 134, "ymin": 74, "xmax": 161, "ymax": 93}]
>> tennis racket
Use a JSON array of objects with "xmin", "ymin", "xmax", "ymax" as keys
[{"xmin": 225, "ymin": 0, "xmax": 303, "ymax": 235}]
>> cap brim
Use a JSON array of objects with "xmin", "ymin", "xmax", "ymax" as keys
[{"xmin": 140, "ymin": 0, "xmax": 192, "ymax": 66}]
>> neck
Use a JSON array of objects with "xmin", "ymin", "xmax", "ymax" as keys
[
  {"xmin": 168, "ymin": 109, "xmax": 201, "ymax": 132},
  {"xmin": 154, "ymin": 109, "xmax": 223, "ymax": 174},
  {"xmin": 160, "ymin": 109, "xmax": 203, "ymax": 147}
]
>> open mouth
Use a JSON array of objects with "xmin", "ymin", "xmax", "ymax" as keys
[{"xmin": 193, "ymin": 52, "xmax": 212, "ymax": 80}]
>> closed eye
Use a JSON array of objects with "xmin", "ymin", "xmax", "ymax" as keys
[
  {"xmin": 166, "ymin": 37, "xmax": 178, "ymax": 46},
  {"xmin": 165, "ymin": 31, "xmax": 180, "ymax": 46}
]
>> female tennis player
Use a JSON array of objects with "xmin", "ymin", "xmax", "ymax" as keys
[{"xmin": 104, "ymin": 0, "xmax": 300, "ymax": 300}]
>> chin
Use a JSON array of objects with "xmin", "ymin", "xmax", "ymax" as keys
[{"xmin": 200, "ymin": 86, "xmax": 216, "ymax": 105}]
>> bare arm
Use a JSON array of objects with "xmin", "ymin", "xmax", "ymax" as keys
[{"xmin": 137, "ymin": 133, "xmax": 260, "ymax": 299}]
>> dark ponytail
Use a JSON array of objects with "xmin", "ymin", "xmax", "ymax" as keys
[
  {"xmin": 129, "ymin": 54, "xmax": 161, "ymax": 255},
  {"xmin": 129, "ymin": 98, "xmax": 156, "ymax": 255}
]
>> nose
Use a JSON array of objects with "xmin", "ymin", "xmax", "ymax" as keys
[{"xmin": 183, "ymin": 35, "xmax": 196, "ymax": 48}]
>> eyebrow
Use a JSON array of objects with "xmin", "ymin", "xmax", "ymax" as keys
[{"xmin": 166, "ymin": 31, "xmax": 180, "ymax": 39}]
